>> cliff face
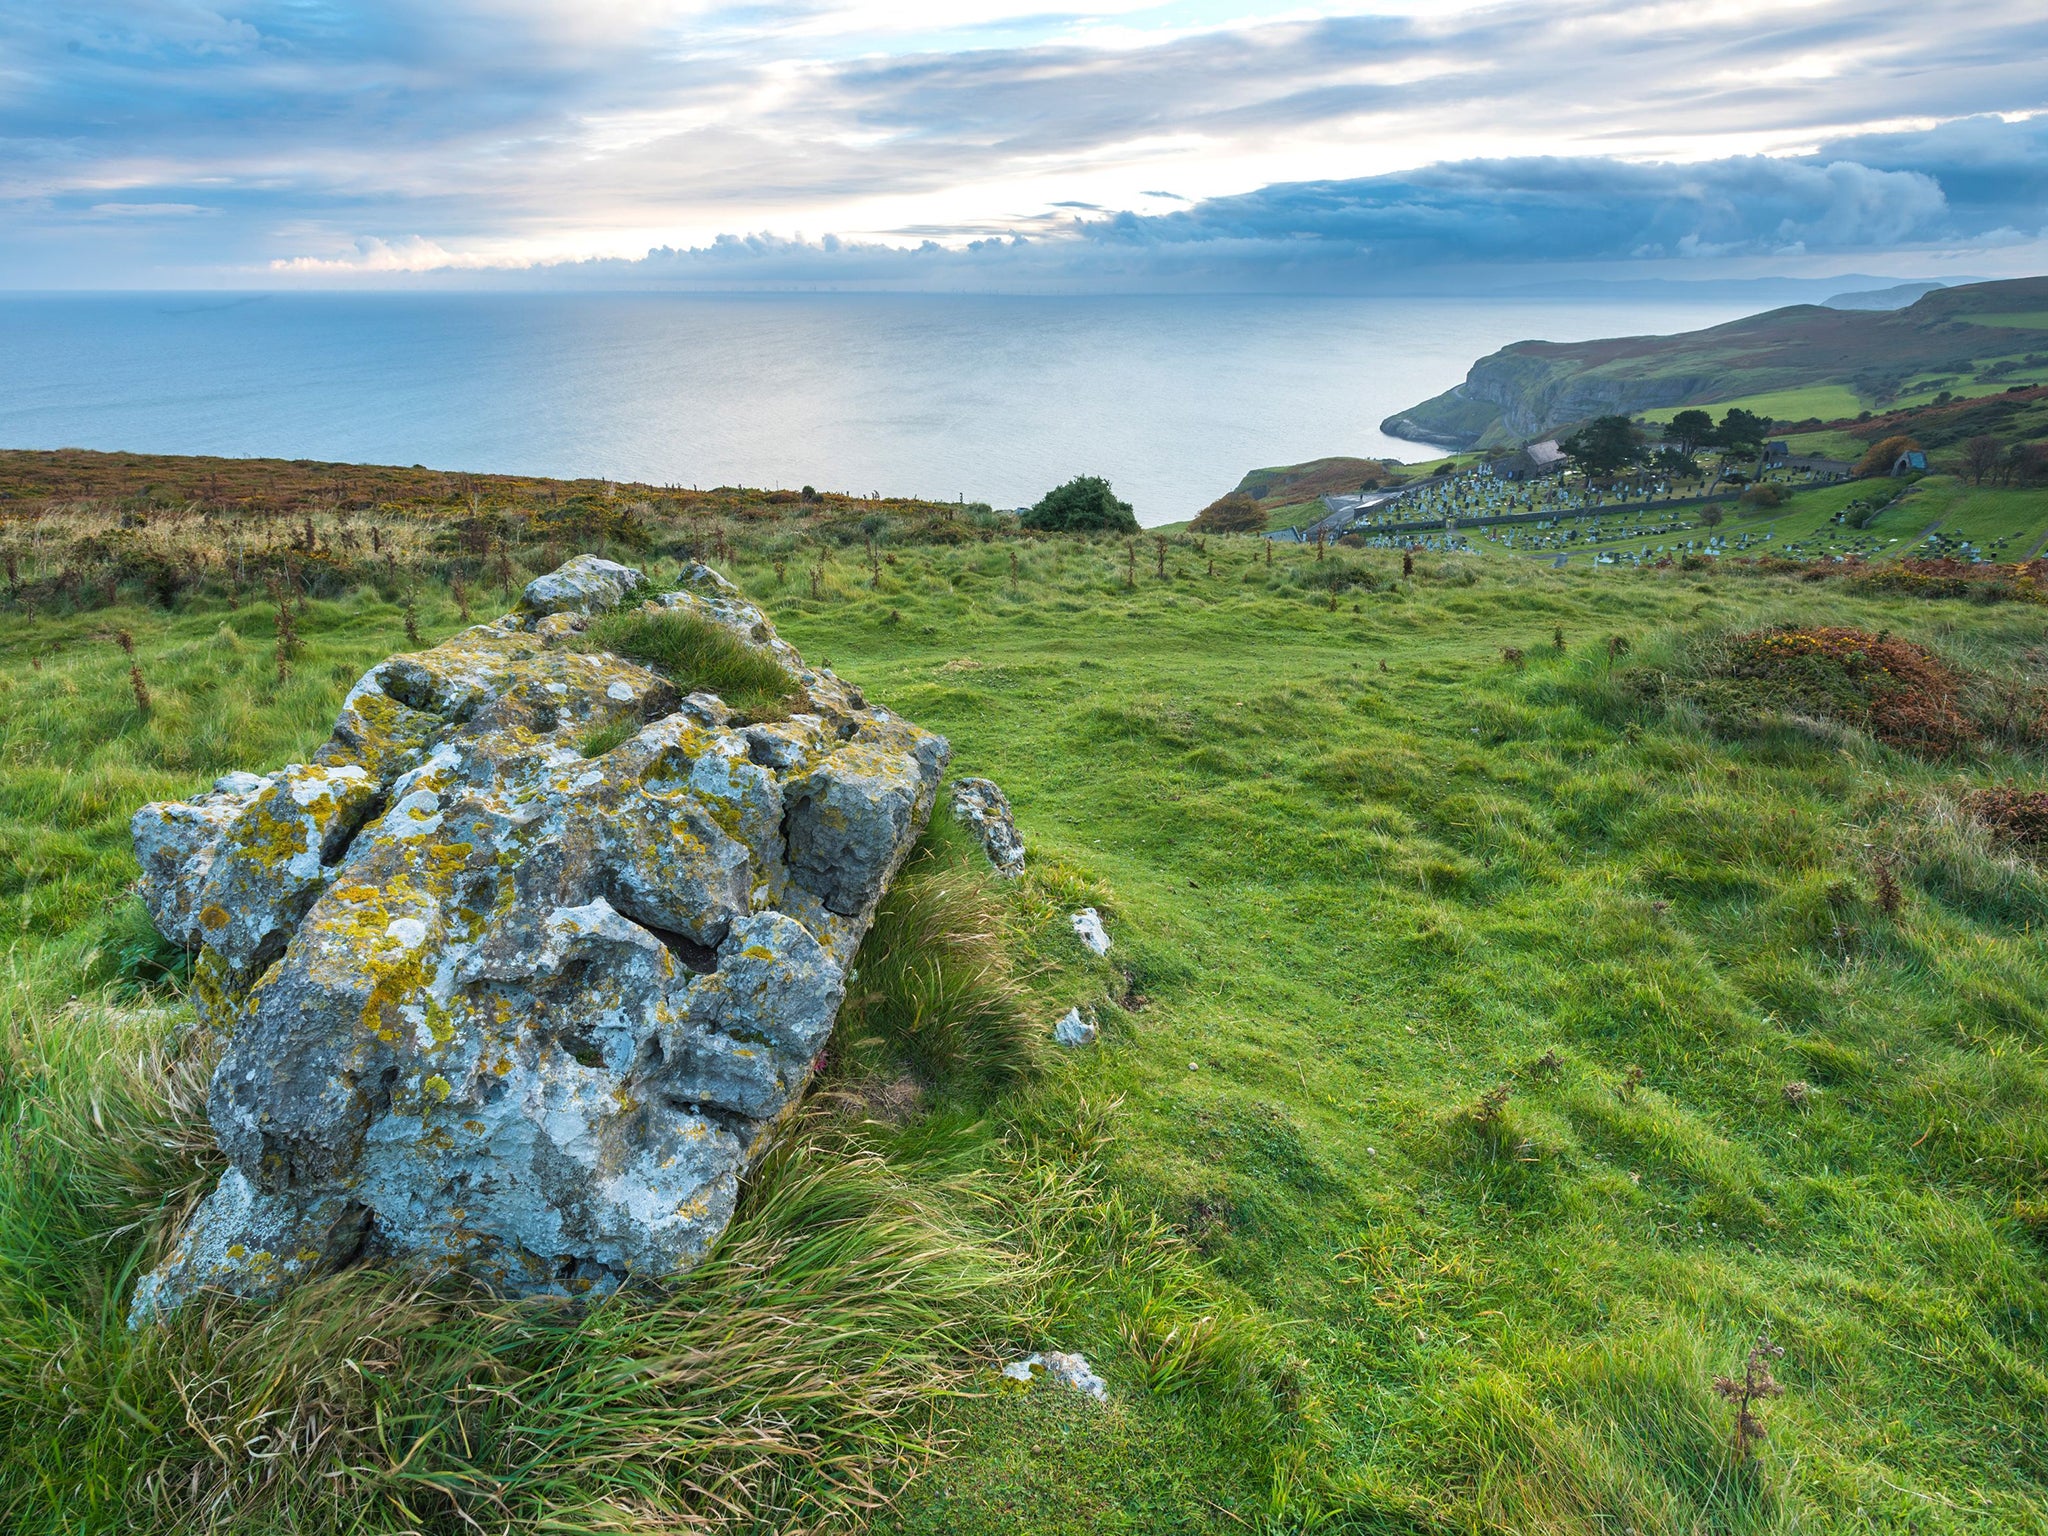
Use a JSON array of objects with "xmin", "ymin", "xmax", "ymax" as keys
[
  {"xmin": 1380, "ymin": 276, "xmax": 2048, "ymax": 450},
  {"xmin": 1380, "ymin": 346, "xmax": 1726, "ymax": 449}
]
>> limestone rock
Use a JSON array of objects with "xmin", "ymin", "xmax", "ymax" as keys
[
  {"xmin": 520, "ymin": 554, "xmax": 647, "ymax": 617},
  {"xmin": 999, "ymin": 1351, "xmax": 1108, "ymax": 1402},
  {"xmin": 1052, "ymin": 1007, "xmax": 1098, "ymax": 1047},
  {"xmin": 130, "ymin": 559, "xmax": 947, "ymax": 1323},
  {"xmin": 1070, "ymin": 907, "xmax": 1111, "ymax": 956},
  {"xmin": 950, "ymin": 776, "xmax": 1025, "ymax": 877}
]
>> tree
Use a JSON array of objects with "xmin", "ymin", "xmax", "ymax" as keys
[
  {"xmin": 1021, "ymin": 475, "xmax": 1138, "ymax": 534},
  {"xmin": 1698, "ymin": 503, "xmax": 1725, "ymax": 528},
  {"xmin": 1961, "ymin": 435, "xmax": 2003, "ymax": 485},
  {"xmin": 1559, "ymin": 416, "xmax": 1643, "ymax": 479},
  {"xmin": 1190, "ymin": 492, "xmax": 1267, "ymax": 534},
  {"xmin": 1855, "ymin": 434, "xmax": 1919, "ymax": 479},
  {"xmin": 1652, "ymin": 446, "xmax": 1699, "ymax": 481},
  {"xmin": 1666, "ymin": 409, "xmax": 1716, "ymax": 455},
  {"xmin": 1716, "ymin": 408, "xmax": 1769, "ymax": 455}
]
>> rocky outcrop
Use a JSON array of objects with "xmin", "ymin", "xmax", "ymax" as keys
[
  {"xmin": 130, "ymin": 557, "xmax": 947, "ymax": 1323},
  {"xmin": 950, "ymin": 777, "xmax": 1024, "ymax": 877}
]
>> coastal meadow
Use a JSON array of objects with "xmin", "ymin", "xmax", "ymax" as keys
[{"xmin": 1, "ymin": 456, "xmax": 2046, "ymax": 1533}]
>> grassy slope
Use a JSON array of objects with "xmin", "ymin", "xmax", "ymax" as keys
[
  {"xmin": 1385, "ymin": 276, "xmax": 2048, "ymax": 448},
  {"xmin": 4, "ymin": 522, "xmax": 2048, "ymax": 1531},
  {"xmin": 1540, "ymin": 480, "xmax": 2048, "ymax": 564},
  {"xmin": 751, "ymin": 542, "xmax": 2048, "ymax": 1534}
]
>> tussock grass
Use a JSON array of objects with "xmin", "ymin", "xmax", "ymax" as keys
[
  {"xmin": 0, "ymin": 957, "xmax": 1025, "ymax": 1533},
  {"xmin": 584, "ymin": 607, "xmax": 802, "ymax": 722},
  {"xmin": 577, "ymin": 715, "xmax": 640, "ymax": 758},
  {"xmin": 835, "ymin": 833, "xmax": 1038, "ymax": 1102}
]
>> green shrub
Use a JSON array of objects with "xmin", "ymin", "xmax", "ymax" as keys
[
  {"xmin": 1020, "ymin": 475, "xmax": 1138, "ymax": 535},
  {"xmin": 1290, "ymin": 557, "xmax": 1383, "ymax": 596},
  {"xmin": 581, "ymin": 608, "xmax": 800, "ymax": 721}
]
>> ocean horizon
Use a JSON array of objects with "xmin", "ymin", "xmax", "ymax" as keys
[{"xmin": 1, "ymin": 290, "xmax": 1754, "ymax": 523}]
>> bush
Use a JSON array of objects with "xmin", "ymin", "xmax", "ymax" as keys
[
  {"xmin": 1855, "ymin": 434, "xmax": 1918, "ymax": 479},
  {"xmin": 1288, "ymin": 557, "xmax": 1382, "ymax": 596},
  {"xmin": 582, "ymin": 608, "xmax": 801, "ymax": 721},
  {"xmin": 1683, "ymin": 626, "xmax": 1978, "ymax": 758},
  {"xmin": 1963, "ymin": 785, "xmax": 2048, "ymax": 849},
  {"xmin": 1190, "ymin": 493, "xmax": 1267, "ymax": 535},
  {"xmin": 1021, "ymin": 476, "xmax": 1138, "ymax": 534},
  {"xmin": 1737, "ymin": 484, "xmax": 1782, "ymax": 510}
]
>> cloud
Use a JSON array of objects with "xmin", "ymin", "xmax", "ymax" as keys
[
  {"xmin": 1077, "ymin": 156, "xmax": 1955, "ymax": 263},
  {"xmin": 0, "ymin": 1, "xmax": 2042, "ymax": 285},
  {"xmin": 86, "ymin": 202, "xmax": 215, "ymax": 218},
  {"xmin": 428, "ymin": 140, "xmax": 2009, "ymax": 291},
  {"xmin": 1813, "ymin": 112, "xmax": 2048, "ymax": 231},
  {"xmin": 268, "ymin": 235, "xmax": 534, "ymax": 273}
]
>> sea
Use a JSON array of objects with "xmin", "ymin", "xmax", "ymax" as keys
[{"xmin": 0, "ymin": 291, "xmax": 1754, "ymax": 524}]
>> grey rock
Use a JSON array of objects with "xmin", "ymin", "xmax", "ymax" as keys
[
  {"xmin": 520, "ymin": 554, "xmax": 648, "ymax": 617},
  {"xmin": 1052, "ymin": 1007, "xmax": 1098, "ymax": 1047},
  {"xmin": 130, "ymin": 558, "xmax": 947, "ymax": 1323},
  {"xmin": 1070, "ymin": 907, "xmax": 1111, "ymax": 956},
  {"xmin": 950, "ymin": 777, "xmax": 1025, "ymax": 877},
  {"xmin": 999, "ymin": 1351, "xmax": 1108, "ymax": 1402}
]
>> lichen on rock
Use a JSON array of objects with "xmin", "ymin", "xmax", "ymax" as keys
[
  {"xmin": 950, "ymin": 776, "xmax": 1025, "ymax": 877},
  {"xmin": 129, "ymin": 558, "xmax": 949, "ymax": 1324}
]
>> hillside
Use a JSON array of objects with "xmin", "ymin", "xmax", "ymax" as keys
[
  {"xmin": 1383, "ymin": 275, "xmax": 2048, "ymax": 449},
  {"xmin": 3, "ymin": 454, "xmax": 2048, "ymax": 1533}
]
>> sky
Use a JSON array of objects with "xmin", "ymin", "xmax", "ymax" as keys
[{"xmin": 2, "ymin": 0, "xmax": 2045, "ymax": 289}]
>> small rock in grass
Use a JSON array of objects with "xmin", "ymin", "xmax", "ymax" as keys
[
  {"xmin": 1070, "ymin": 907, "xmax": 1110, "ymax": 955},
  {"xmin": 999, "ymin": 1351, "xmax": 1108, "ymax": 1402},
  {"xmin": 1052, "ymin": 1007, "xmax": 1098, "ymax": 1047},
  {"xmin": 950, "ymin": 776, "xmax": 1025, "ymax": 877}
]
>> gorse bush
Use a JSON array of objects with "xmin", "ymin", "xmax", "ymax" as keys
[
  {"xmin": 582, "ymin": 607, "xmax": 802, "ymax": 721},
  {"xmin": 1669, "ymin": 625, "xmax": 1981, "ymax": 757},
  {"xmin": 1190, "ymin": 492, "xmax": 1267, "ymax": 535},
  {"xmin": 1019, "ymin": 476, "xmax": 1138, "ymax": 535},
  {"xmin": 1286, "ymin": 555, "xmax": 1384, "ymax": 596},
  {"xmin": 1964, "ymin": 783, "xmax": 2048, "ymax": 848}
]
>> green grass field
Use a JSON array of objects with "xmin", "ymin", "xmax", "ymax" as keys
[
  {"xmin": 5, "ymin": 508, "xmax": 2048, "ymax": 1533},
  {"xmin": 1641, "ymin": 385, "xmax": 1868, "ymax": 426}
]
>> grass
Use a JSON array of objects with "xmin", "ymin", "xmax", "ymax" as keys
[
  {"xmin": 1642, "ymin": 384, "xmax": 1868, "ymax": 425},
  {"xmin": 4, "ymin": 474, "xmax": 2048, "ymax": 1532},
  {"xmin": 1960, "ymin": 311, "xmax": 2048, "ymax": 330},
  {"xmin": 582, "ymin": 606, "xmax": 804, "ymax": 721},
  {"xmin": 1541, "ymin": 477, "xmax": 2048, "ymax": 566}
]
